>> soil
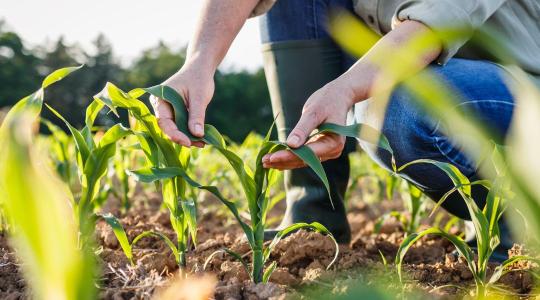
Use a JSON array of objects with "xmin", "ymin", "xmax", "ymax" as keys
[{"xmin": 0, "ymin": 188, "xmax": 537, "ymax": 300}]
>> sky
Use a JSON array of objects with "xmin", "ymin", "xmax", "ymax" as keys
[{"xmin": 1, "ymin": 0, "xmax": 263, "ymax": 71}]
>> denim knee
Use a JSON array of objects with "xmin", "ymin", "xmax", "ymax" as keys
[{"xmin": 355, "ymin": 87, "xmax": 436, "ymax": 167}]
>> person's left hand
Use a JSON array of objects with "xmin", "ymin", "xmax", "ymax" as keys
[{"xmin": 262, "ymin": 80, "xmax": 356, "ymax": 170}]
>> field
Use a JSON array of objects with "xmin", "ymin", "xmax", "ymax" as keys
[
  {"xmin": 0, "ymin": 79, "xmax": 538, "ymax": 299},
  {"xmin": 2, "ymin": 16, "xmax": 540, "ymax": 300},
  {"xmin": 0, "ymin": 150, "xmax": 536, "ymax": 300}
]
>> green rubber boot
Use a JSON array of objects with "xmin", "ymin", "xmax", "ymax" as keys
[{"xmin": 261, "ymin": 39, "xmax": 352, "ymax": 244}]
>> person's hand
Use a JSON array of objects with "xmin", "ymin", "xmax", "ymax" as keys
[
  {"xmin": 262, "ymin": 80, "xmax": 356, "ymax": 170},
  {"xmin": 151, "ymin": 62, "xmax": 214, "ymax": 147}
]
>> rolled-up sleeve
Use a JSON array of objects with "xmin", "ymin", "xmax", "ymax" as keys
[{"xmin": 393, "ymin": 0, "xmax": 506, "ymax": 64}]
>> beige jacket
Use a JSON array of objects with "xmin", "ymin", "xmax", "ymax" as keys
[{"xmin": 252, "ymin": 0, "xmax": 540, "ymax": 87}]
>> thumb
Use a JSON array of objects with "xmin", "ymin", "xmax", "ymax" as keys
[
  {"xmin": 187, "ymin": 98, "xmax": 208, "ymax": 137},
  {"xmin": 287, "ymin": 111, "xmax": 320, "ymax": 148}
]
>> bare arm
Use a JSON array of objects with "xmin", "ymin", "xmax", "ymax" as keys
[
  {"xmin": 263, "ymin": 20, "xmax": 443, "ymax": 169},
  {"xmin": 153, "ymin": 0, "xmax": 260, "ymax": 146},
  {"xmin": 340, "ymin": 20, "xmax": 442, "ymax": 103},
  {"xmin": 186, "ymin": 0, "xmax": 260, "ymax": 74}
]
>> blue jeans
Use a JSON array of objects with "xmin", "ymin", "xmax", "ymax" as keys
[
  {"xmin": 356, "ymin": 59, "xmax": 514, "ymax": 219},
  {"xmin": 259, "ymin": 0, "xmax": 515, "ymax": 220},
  {"xmin": 260, "ymin": 0, "xmax": 357, "ymax": 70}
]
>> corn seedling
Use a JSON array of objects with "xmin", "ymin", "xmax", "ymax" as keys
[
  {"xmin": 46, "ymin": 101, "xmax": 131, "ymax": 246},
  {"xmin": 94, "ymin": 83, "xmax": 198, "ymax": 269},
  {"xmin": 41, "ymin": 119, "xmax": 75, "ymax": 185},
  {"xmin": 99, "ymin": 213, "xmax": 181, "ymax": 266},
  {"xmin": 395, "ymin": 156, "xmax": 535, "ymax": 298},
  {"xmin": 112, "ymin": 144, "xmax": 137, "ymax": 212},
  {"xmin": 0, "ymin": 66, "xmax": 96, "ymax": 300},
  {"xmin": 374, "ymin": 181, "xmax": 426, "ymax": 236}
]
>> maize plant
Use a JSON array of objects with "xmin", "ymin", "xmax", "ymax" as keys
[
  {"xmin": 395, "ymin": 154, "xmax": 536, "ymax": 298},
  {"xmin": 0, "ymin": 66, "xmax": 96, "ymax": 300},
  {"xmin": 46, "ymin": 101, "xmax": 131, "ymax": 246},
  {"xmin": 120, "ymin": 85, "xmax": 394, "ymax": 283},
  {"xmin": 99, "ymin": 213, "xmax": 181, "ymax": 266},
  {"xmin": 127, "ymin": 125, "xmax": 340, "ymax": 283},
  {"xmin": 40, "ymin": 119, "xmax": 74, "ymax": 185},
  {"xmin": 93, "ymin": 83, "xmax": 197, "ymax": 269},
  {"xmin": 112, "ymin": 144, "xmax": 137, "ymax": 212},
  {"xmin": 374, "ymin": 181, "xmax": 426, "ymax": 236}
]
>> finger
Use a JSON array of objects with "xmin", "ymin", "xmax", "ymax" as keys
[
  {"xmin": 157, "ymin": 118, "xmax": 191, "ymax": 146},
  {"xmin": 263, "ymin": 160, "xmax": 306, "ymax": 170},
  {"xmin": 305, "ymin": 135, "xmax": 345, "ymax": 161},
  {"xmin": 287, "ymin": 110, "xmax": 321, "ymax": 148},
  {"xmin": 151, "ymin": 96, "xmax": 174, "ymax": 119},
  {"xmin": 192, "ymin": 141, "xmax": 206, "ymax": 148},
  {"xmin": 267, "ymin": 150, "xmax": 302, "ymax": 165},
  {"xmin": 187, "ymin": 98, "xmax": 207, "ymax": 137},
  {"xmin": 265, "ymin": 135, "xmax": 344, "ymax": 168}
]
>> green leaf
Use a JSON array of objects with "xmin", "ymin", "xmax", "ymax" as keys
[
  {"xmin": 98, "ymin": 124, "xmax": 131, "ymax": 147},
  {"xmin": 316, "ymin": 122, "xmax": 393, "ymax": 155},
  {"xmin": 46, "ymin": 104, "xmax": 91, "ymax": 165},
  {"xmin": 85, "ymin": 99, "xmax": 105, "ymax": 130},
  {"xmin": 200, "ymin": 125, "xmax": 257, "ymax": 208},
  {"xmin": 94, "ymin": 83, "xmax": 181, "ymax": 168},
  {"xmin": 1, "ymin": 92, "xmax": 43, "ymax": 131},
  {"xmin": 181, "ymin": 199, "xmax": 198, "ymax": 245},
  {"xmin": 127, "ymin": 167, "xmax": 255, "ymax": 246},
  {"xmin": 82, "ymin": 100, "xmax": 105, "ymax": 146},
  {"xmin": 489, "ymin": 255, "xmax": 540, "ymax": 284},
  {"xmin": 398, "ymin": 159, "xmax": 471, "ymax": 196},
  {"xmin": 0, "ymin": 111, "xmax": 96, "ymax": 300},
  {"xmin": 262, "ymin": 261, "xmax": 277, "ymax": 283},
  {"xmin": 395, "ymin": 227, "xmax": 476, "ymax": 284},
  {"xmin": 1, "ymin": 66, "xmax": 82, "ymax": 133},
  {"xmin": 132, "ymin": 231, "xmax": 180, "ymax": 264},
  {"xmin": 142, "ymin": 85, "xmax": 192, "ymax": 139},
  {"xmin": 134, "ymin": 132, "xmax": 160, "ymax": 166},
  {"xmin": 41, "ymin": 65, "xmax": 83, "ymax": 89},
  {"xmin": 270, "ymin": 142, "xmax": 334, "ymax": 209},
  {"xmin": 264, "ymin": 222, "xmax": 339, "ymax": 270},
  {"xmin": 99, "ymin": 214, "xmax": 133, "ymax": 264},
  {"xmin": 429, "ymin": 180, "xmax": 491, "ymax": 218},
  {"xmin": 203, "ymin": 248, "xmax": 251, "ymax": 280}
]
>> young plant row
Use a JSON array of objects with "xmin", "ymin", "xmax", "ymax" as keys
[
  {"xmin": 0, "ymin": 67, "xmax": 386, "ymax": 286},
  {"xmin": 92, "ymin": 82, "xmax": 389, "ymax": 282}
]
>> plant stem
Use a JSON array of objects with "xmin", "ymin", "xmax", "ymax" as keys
[
  {"xmin": 476, "ymin": 281, "xmax": 486, "ymax": 299},
  {"xmin": 252, "ymin": 249, "xmax": 263, "ymax": 283},
  {"xmin": 179, "ymin": 251, "xmax": 186, "ymax": 269}
]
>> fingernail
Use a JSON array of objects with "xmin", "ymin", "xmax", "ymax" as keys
[
  {"xmin": 262, "ymin": 155, "xmax": 270, "ymax": 163},
  {"xmin": 287, "ymin": 135, "xmax": 300, "ymax": 146},
  {"xmin": 194, "ymin": 123, "xmax": 203, "ymax": 136}
]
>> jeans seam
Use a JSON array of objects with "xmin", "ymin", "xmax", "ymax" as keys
[
  {"xmin": 429, "ymin": 99, "xmax": 515, "ymax": 136},
  {"xmin": 431, "ymin": 99, "xmax": 515, "ymax": 173},
  {"xmin": 433, "ymin": 135, "xmax": 473, "ymax": 173}
]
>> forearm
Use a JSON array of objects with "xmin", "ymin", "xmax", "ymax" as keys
[
  {"xmin": 186, "ymin": 0, "xmax": 260, "ymax": 73},
  {"xmin": 339, "ymin": 20, "xmax": 442, "ymax": 103}
]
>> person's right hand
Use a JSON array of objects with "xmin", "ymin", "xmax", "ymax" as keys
[{"xmin": 151, "ymin": 62, "xmax": 215, "ymax": 147}]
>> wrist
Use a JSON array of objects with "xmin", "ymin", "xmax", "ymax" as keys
[
  {"xmin": 182, "ymin": 53, "xmax": 218, "ymax": 77},
  {"xmin": 340, "ymin": 60, "xmax": 380, "ymax": 104}
]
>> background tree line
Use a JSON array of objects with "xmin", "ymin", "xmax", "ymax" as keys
[{"xmin": 0, "ymin": 20, "xmax": 273, "ymax": 142}]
